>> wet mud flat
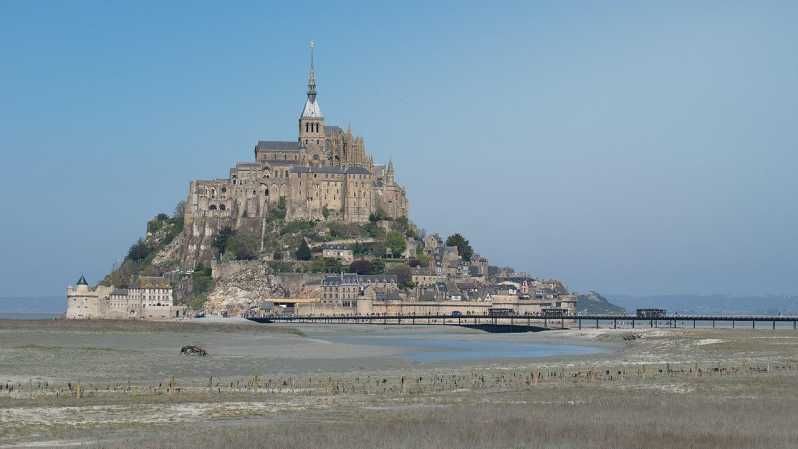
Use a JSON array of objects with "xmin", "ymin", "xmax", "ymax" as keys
[{"xmin": 1, "ymin": 320, "xmax": 798, "ymax": 448}]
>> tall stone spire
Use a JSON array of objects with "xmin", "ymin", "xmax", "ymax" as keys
[
  {"xmin": 301, "ymin": 40, "xmax": 322, "ymax": 119},
  {"xmin": 307, "ymin": 40, "xmax": 317, "ymax": 101}
]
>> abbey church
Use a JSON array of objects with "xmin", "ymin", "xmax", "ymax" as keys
[{"xmin": 184, "ymin": 45, "xmax": 408, "ymax": 240}]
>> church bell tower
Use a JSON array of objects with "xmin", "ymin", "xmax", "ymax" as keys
[{"xmin": 299, "ymin": 41, "xmax": 325, "ymax": 160}]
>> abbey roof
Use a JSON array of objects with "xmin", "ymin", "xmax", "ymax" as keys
[
  {"xmin": 255, "ymin": 141, "xmax": 300, "ymax": 151},
  {"xmin": 291, "ymin": 165, "xmax": 370, "ymax": 175}
]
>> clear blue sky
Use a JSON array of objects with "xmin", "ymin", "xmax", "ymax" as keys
[{"xmin": 1, "ymin": 1, "xmax": 796, "ymax": 298}]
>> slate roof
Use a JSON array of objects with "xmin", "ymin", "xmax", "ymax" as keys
[
  {"xmin": 322, "ymin": 274, "xmax": 398, "ymax": 286},
  {"xmin": 265, "ymin": 160, "xmax": 300, "ymax": 166},
  {"xmin": 360, "ymin": 274, "xmax": 398, "ymax": 284},
  {"xmin": 375, "ymin": 290, "xmax": 402, "ymax": 301},
  {"xmin": 322, "ymin": 274, "xmax": 360, "ymax": 286},
  {"xmin": 255, "ymin": 141, "xmax": 301, "ymax": 151},
  {"xmin": 291, "ymin": 165, "xmax": 371, "ymax": 175},
  {"xmin": 76, "ymin": 275, "xmax": 88, "ymax": 286}
]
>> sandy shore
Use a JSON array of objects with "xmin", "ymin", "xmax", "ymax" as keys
[{"xmin": 1, "ymin": 320, "xmax": 797, "ymax": 448}]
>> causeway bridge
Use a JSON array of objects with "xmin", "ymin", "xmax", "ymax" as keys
[{"xmin": 247, "ymin": 313, "xmax": 798, "ymax": 332}]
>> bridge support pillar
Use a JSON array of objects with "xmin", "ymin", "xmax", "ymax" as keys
[
  {"xmin": 732, "ymin": 320, "xmax": 735, "ymax": 328},
  {"xmin": 753, "ymin": 320, "xmax": 755, "ymax": 329},
  {"xmin": 773, "ymin": 320, "xmax": 776, "ymax": 330},
  {"xmin": 613, "ymin": 319, "xmax": 616, "ymax": 329},
  {"xmin": 693, "ymin": 320, "xmax": 696, "ymax": 329},
  {"xmin": 578, "ymin": 318, "xmax": 581, "ymax": 330},
  {"xmin": 631, "ymin": 319, "xmax": 635, "ymax": 328}
]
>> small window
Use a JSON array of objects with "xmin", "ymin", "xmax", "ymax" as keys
[{"xmin": 219, "ymin": 204, "xmax": 226, "ymax": 211}]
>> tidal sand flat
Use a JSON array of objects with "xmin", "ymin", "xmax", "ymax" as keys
[{"xmin": 1, "ymin": 320, "xmax": 797, "ymax": 448}]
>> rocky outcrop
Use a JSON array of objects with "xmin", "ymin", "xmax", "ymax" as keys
[
  {"xmin": 151, "ymin": 231, "xmax": 185, "ymax": 267},
  {"xmin": 204, "ymin": 261, "xmax": 321, "ymax": 315}
]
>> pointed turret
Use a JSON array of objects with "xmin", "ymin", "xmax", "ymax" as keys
[
  {"xmin": 77, "ymin": 274, "xmax": 88, "ymax": 286},
  {"xmin": 385, "ymin": 160, "xmax": 395, "ymax": 184}
]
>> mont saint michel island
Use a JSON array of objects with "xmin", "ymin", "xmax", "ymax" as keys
[
  {"xmin": 3, "ymin": 4, "xmax": 798, "ymax": 448},
  {"xmin": 66, "ymin": 44, "xmax": 578, "ymax": 322}
]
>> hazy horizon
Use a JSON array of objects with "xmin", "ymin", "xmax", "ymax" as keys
[{"xmin": 2, "ymin": 1, "xmax": 797, "ymax": 297}]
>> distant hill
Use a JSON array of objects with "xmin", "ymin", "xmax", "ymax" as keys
[
  {"xmin": 607, "ymin": 294, "xmax": 798, "ymax": 315},
  {"xmin": 576, "ymin": 291, "xmax": 626, "ymax": 314}
]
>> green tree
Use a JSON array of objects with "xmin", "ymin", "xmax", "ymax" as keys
[
  {"xmin": 226, "ymin": 231, "xmax": 258, "ymax": 260},
  {"xmin": 295, "ymin": 240, "xmax": 312, "ymax": 261},
  {"xmin": 446, "ymin": 233, "xmax": 473, "ymax": 261},
  {"xmin": 369, "ymin": 258, "xmax": 385, "ymax": 274},
  {"xmin": 413, "ymin": 246, "xmax": 430, "ymax": 265},
  {"xmin": 371, "ymin": 241, "xmax": 386, "ymax": 258},
  {"xmin": 386, "ymin": 231, "xmax": 407, "ymax": 257},
  {"xmin": 212, "ymin": 227, "xmax": 235, "ymax": 256},
  {"xmin": 127, "ymin": 239, "xmax": 151, "ymax": 262},
  {"xmin": 350, "ymin": 258, "xmax": 386, "ymax": 275},
  {"xmin": 310, "ymin": 257, "xmax": 343, "ymax": 273},
  {"xmin": 350, "ymin": 259, "xmax": 373, "ymax": 275},
  {"xmin": 352, "ymin": 241, "xmax": 370, "ymax": 256},
  {"xmin": 389, "ymin": 264, "xmax": 414, "ymax": 289},
  {"xmin": 189, "ymin": 264, "xmax": 214, "ymax": 311},
  {"xmin": 270, "ymin": 197, "xmax": 287, "ymax": 221}
]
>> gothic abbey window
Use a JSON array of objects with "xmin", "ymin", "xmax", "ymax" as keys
[
  {"xmin": 209, "ymin": 205, "xmax": 217, "ymax": 211},
  {"xmin": 219, "ymin": 204, "xmax": 226, "ymax": 211}
]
